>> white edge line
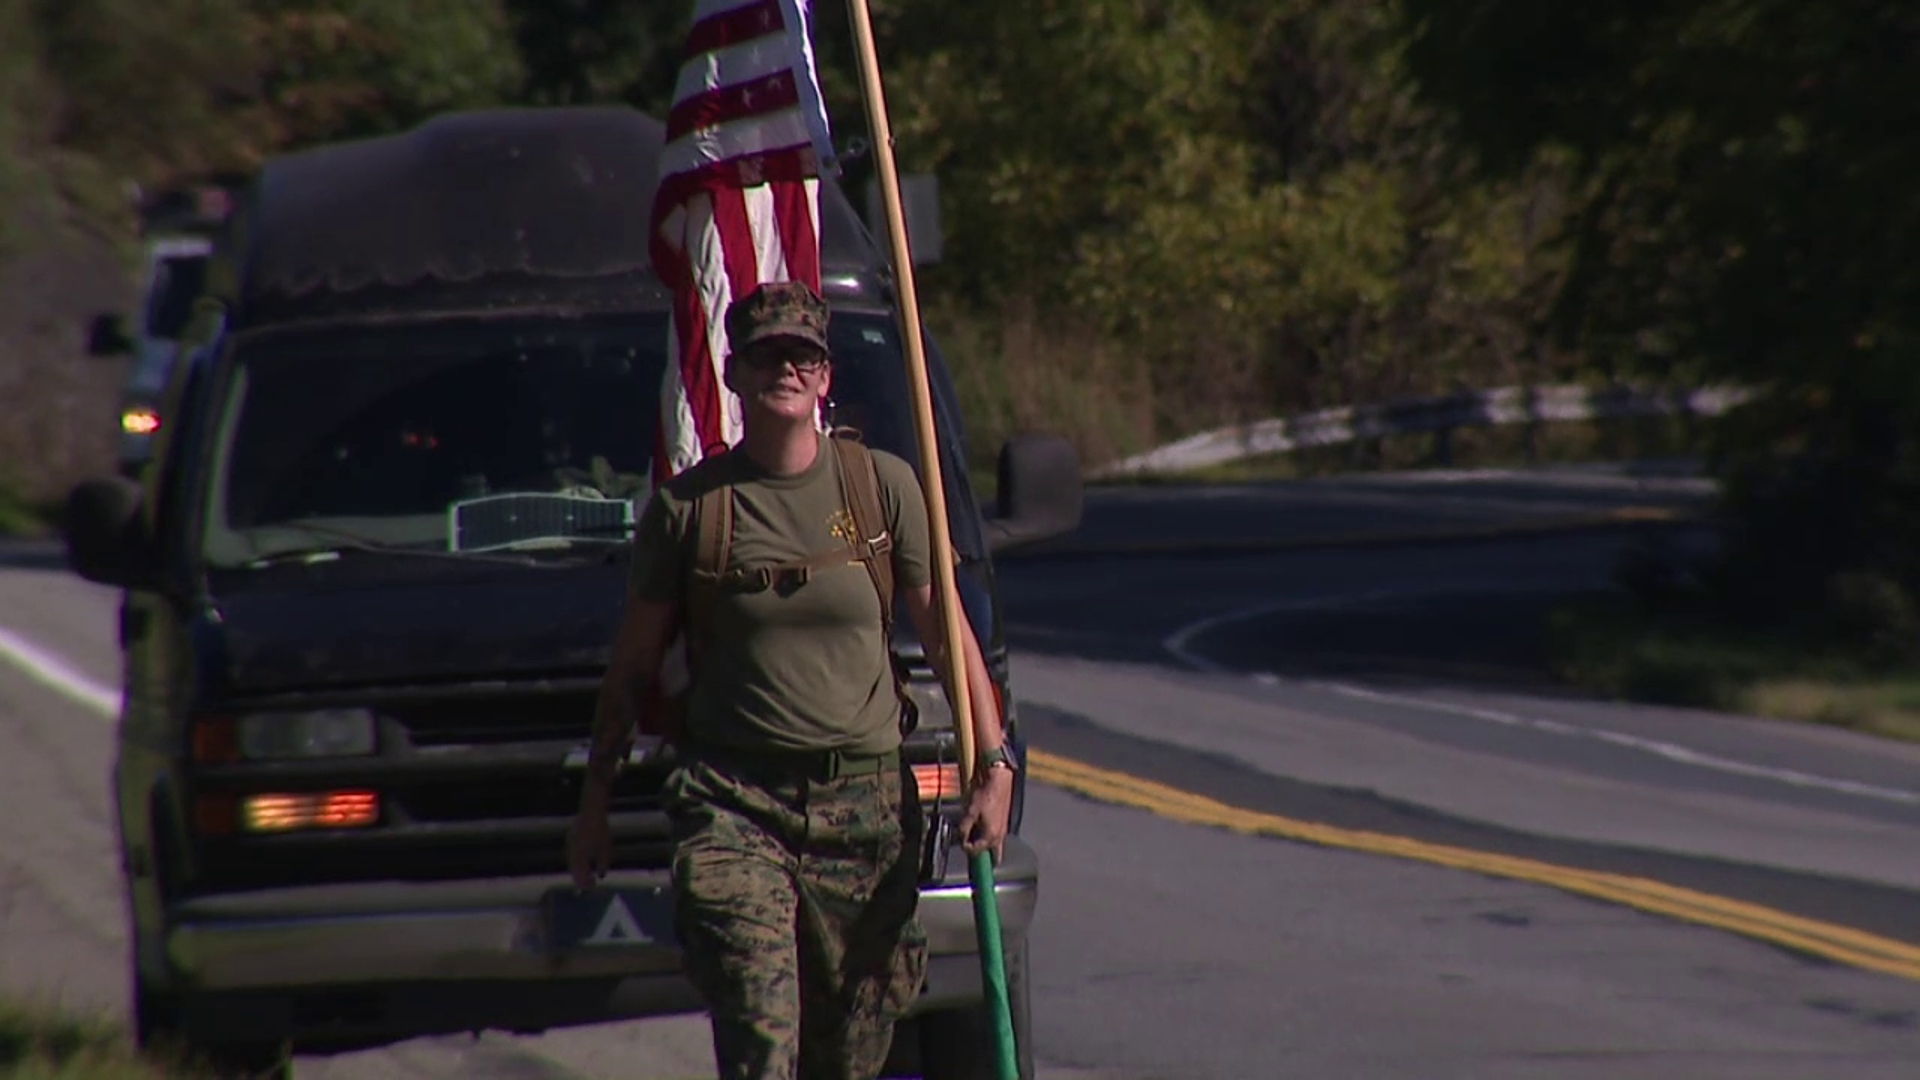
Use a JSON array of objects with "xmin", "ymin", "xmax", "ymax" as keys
[
  {"xmin": 1162, "ymin": 585, "xmax": 1920, "ymax": 808},
  {"xmin": 1317, "ymin": 681, "xmax": 1920, "ymax": 806},
  {"xmin": 1161, "ymin": 586, "xmax": 1415, "ymax": 674},
  {"xmin": 0, "ymin": 626, "xmax": 122, "ymax": 718}
]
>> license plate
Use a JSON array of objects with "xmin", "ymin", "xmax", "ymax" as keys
[{"xmin": 541, "ymin": 885, "xmax": 676, "ymax": 953}]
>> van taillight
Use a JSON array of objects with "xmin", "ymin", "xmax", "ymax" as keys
[
  {"xmin": 913, "ymin": 763, "xmax": 963, "ymax": 803},
  {"xmin": 242, "ymin": 791, "xmax": 380, "ymax": 833}
]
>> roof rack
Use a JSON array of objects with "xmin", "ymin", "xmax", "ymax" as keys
[{"xmin": 218, "ymin": 106, "xmax": 890, "ymax": 330}]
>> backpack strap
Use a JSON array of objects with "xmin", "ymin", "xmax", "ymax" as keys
[
  {"xmin": 829, "ymin": 430, "xmax": 895, "ymax": 626},
  {"xmin": 683, "ymin": 469, "xmax": 734, "ymax": 676},
  {"xmin": 828, "ymin": 429, "xmax": 918, "ymax": 736},
  {"xmin": 672, "ymin": 434, "xmax": 918, "ymax": 739}
]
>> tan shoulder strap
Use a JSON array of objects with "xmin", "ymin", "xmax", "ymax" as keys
[
  {"xmin": 829, "ymin": 430, "xmax": 895, "ymax": 630},
  {"xmin": 693, "ymin": 480, "xmax": 733, "ymax": 579},
  {"xmin": 683, "ymin": 469, "xmax": 734, "ymax": 672},
  {"xmin": 829, "ymin": 430, "xmax": 919, "ymax": 735}
]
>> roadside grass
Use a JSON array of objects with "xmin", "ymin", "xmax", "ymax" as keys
[
  {"xmin": 0, "ymin": 474, "xmax": 59, "ymax": 538},
  {"xmin": 1546, "ymin": 591, "xmax": 1920, "ymax": 743},
  {"xmin": 0, "ymin": 1000, "xmax": 179, "ymax": 1080},
  {"xmin": 932, "ymin": 295, "xmax": 1160, "ymax": 486}
]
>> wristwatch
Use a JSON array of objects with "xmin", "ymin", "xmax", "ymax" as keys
[{"xmin": 977, "ymin": 744, "xmax": 1017, "ymax": 776}]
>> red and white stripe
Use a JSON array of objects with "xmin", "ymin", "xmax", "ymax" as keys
[{"xmin": 650, "ymin": 0, "xmax": 837, "ymax": 481}]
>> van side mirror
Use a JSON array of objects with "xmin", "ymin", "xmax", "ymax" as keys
[
  {"xmin": 985, "ymin": 433, "xmax": 1084, "ymax": 554},
  {"xmin": 87, "ymin": 313, "xmax": 135, "ymax": 357},
  {"xmin": 64, "ymin": 477, "xmax": 157, "ymax": 589}
]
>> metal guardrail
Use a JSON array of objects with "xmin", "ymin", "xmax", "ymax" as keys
[{"xmin": 1093, "ymin": 383, "xmax": 1757, "ymax": 479}]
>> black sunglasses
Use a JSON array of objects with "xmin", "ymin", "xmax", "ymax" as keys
[{"xmin": 739, "ymin": 342, "xmax": 830, "ymax": 371}]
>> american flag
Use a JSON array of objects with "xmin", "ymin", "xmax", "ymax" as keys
[
  {"xmin": 638, "ymin": 0, "xmax": 839, "ymax": 737},
  {"xmin": 650, "ymin": 0, "xmax": 839, "ymax": 482}
]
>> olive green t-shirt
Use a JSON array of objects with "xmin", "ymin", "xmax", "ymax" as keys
[{"xmin": 628, "ymin": 433, "xmax": 933, "ymax": 755}]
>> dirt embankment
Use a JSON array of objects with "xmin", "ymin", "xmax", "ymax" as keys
[{"xmin": 0, "ymin": 199, "xmax": 137, "ymax": 523}]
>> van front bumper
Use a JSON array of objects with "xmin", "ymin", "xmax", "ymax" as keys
[{"xmin": 162, "ymin": 836, "xmax": 1038, "ymax": 1043}]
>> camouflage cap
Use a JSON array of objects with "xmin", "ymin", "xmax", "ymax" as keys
[{"xmin": 725, "ymin": 280, "xmax": 831, "ymax": 355}]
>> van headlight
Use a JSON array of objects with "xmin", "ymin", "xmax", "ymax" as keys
[
  {"xmin": 193, "ymin": 708, "xmax": 378, "ymax": 762},
  {"xmin": 240, "ymin": 708, "xmax": 377, "ymax": 758}
]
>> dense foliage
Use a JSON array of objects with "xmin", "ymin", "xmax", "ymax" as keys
[
  {"xmin": 1401, "ymin": 0, "xmax": 1920, "ymax": 635},
  {"xmin": 6, "ymin": 0, "xmax": 1915, "ymax": 621},
  {"xmin": 4, "ymin": 0, "xmax": 1566, "ymax": 421}
]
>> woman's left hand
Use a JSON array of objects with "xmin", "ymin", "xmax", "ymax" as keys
[{"xmin": 959, "ymin": 764, "xmax": 1016, "ymax": 863}]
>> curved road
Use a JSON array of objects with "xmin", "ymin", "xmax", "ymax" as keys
[{"xmin": 3, "ymin": 466, "xmax": 1918, "ymax": 1079}]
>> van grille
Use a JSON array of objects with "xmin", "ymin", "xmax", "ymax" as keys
[
  {"xmin": 390, "ymin": 694, "xmax": 593, "ymax": 747},
  {"xmin": 187, "ymin": 684, "xmax": 959, "ymax": 894}
]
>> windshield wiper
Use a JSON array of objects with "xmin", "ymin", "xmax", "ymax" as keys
[
  {"xmin": 233, "ymin": 519, "xmax": 632, "ymax": 569},
  {"xmin": 238, "ymin": 542, "xmax": 564, "ymax": 570},
  {"xmin": 491, "ymin": 534, "xmax": 631, "ymax": 551}
]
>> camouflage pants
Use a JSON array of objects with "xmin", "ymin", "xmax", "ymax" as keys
[{"xmin": 662, "ymin": 748, "xmax": 929, "ymax": 1080}]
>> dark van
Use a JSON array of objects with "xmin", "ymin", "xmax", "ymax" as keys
[{"xmin": 63, "ymin": 106, "xmax": 1082, "ymax": 1080}]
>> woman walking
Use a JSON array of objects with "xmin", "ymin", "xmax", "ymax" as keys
[{"xmin": 569, "ymin": 280, "xmax": 1016, "ymax": 1080}]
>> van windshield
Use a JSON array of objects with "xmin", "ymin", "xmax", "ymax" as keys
[{"xmin": 198, "ymin": 311, "xmax": 983, "ymax": 569}]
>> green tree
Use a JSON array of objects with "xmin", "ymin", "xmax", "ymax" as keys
[
  {"xmin": 244, "ymin": 0, "xmax": 526, "ymax": 157},
  {"xmin": 29, "ymin": 0, "xmax": 523, "ymax": 189},
  {"xmin": 1401, "ymin": 0, "xmax": 1920, "ymax": 618},
  {"xmin": 857, "ymin": 0, "xmax": 1566, "ymax": 430},
  {"xmin": 5, "ymin": 0, "xmax": 1625, "ymax": 476},
  {"xmin": 503, "ymin": 0, "xmax": 684, "ymax": 112}
]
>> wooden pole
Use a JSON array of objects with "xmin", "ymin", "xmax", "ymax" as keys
[
  {"xmin": 842, "ymin": 2, "xmax": 1019, "ymax": 1076},
  {"xmin": 841, "ymin": 7, "xmax": 973, "ymax": 788}
]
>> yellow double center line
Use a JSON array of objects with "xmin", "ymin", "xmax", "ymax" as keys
[{"xmin": 1026, "ymin": 749, "xmax": 1920, "ymax": 983}]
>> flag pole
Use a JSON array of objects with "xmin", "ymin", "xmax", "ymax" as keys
[{"xmin": 841, "ymin": 2, "xmax": 1019, "ymax": 1077}]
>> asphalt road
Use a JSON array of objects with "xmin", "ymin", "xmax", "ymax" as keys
[{"xmin": 4, "ymin": 466, "xmax": 1920, "ymax": 1079}]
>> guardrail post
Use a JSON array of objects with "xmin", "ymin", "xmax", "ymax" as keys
[
  {"xmin": 1522, "ymin": 383, "xmax": 1541, "ymax": 464},
  {"xmin": 1432, "ymin": 425, "xmax": 1454, "ymax": 467},
  {"xmin": 1596, "ymin": 382, "xmax": 1624, "ymax": 462}
]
